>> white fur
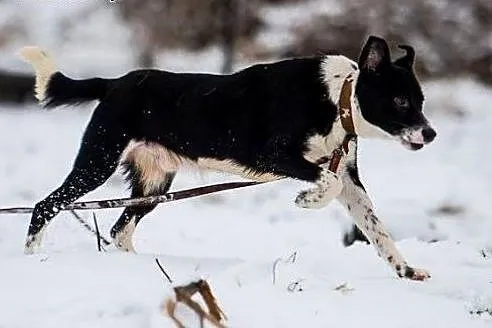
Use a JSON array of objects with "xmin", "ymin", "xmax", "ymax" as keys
[
  {"xmin": 303, "ymin": 56, "xmax": 358, "ymax": 165},
  {"xmin": 400, "ymin": 127, "xmax": 426, "ymax": 144},
  {"xmin": 24, "ymin": 225, "xmax": 47, "ymax": 255},
  {"xmin": 295, "ymin": 168, "xmax": 343, "ymax": 209},
  {"xmin": 197, "ymin": 158, "xmax": 281, "ymax": 182},
  {"xmin": 112, "ymin": 217, "xmax": 137, "ymax": 252},
  {"xmin": 121, "ymin": 141, "xmax": 188, "ymax": 194},
  {"xmin": 320, "ymin": 55, "xmax": 359, "ymax": 105},
  {"xmin": 19, "ymin": 46, "xmax": 57, "ymax": 102}
]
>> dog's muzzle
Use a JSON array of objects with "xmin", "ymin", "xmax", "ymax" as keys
[{"xmin": 399, "ymin": 126, "xmax": 436, "ymax": 150}]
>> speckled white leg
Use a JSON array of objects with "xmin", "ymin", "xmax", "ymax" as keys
[
  {"xmin": 337, "ymin": 138, "xmax": 430, "ymax": 281},
  {"xmin": 295, "ymin": 169, "xmax": 343, "ymax": 209}
]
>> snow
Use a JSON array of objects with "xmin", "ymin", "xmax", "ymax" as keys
[
  {"xmin": 0, "ymin": 1, "xmax": 491, "ymax": 327},
  {"xmin": 0, "ymin": 81, "xmax": 491, "ymax": 327}
]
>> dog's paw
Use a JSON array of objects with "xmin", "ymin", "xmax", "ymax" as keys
[
  {"xmin": 112, "ymin": 220, "xmax": 137, "ymax": 253},
  {"xmin": 399, "ymin": 266, "xmax": 431, "ymax": 281},
  {"xmin": 407, "ymin": 267, "xmax": 431, "ymax": 281},
  {"xmin": 24, "ymin": 231, "xmax": 44, "ymax": 255},
  {"xmin": 295, "ymin": 170, "xmax": 343, "ymax": 209},
  {"xmin": 295, "ymin": 190, "xmax": 323, "ymax": 209}
]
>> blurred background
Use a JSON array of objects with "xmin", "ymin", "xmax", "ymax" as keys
[
  {"xmin": 0, "ymin": 0, "xmax": 491, "ymax": 252},
  {"xmin": 0, "ymin": 0, "xmax": 491, "ymax": 103}
]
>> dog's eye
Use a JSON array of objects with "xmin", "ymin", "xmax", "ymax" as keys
[{"xmin": 393, "ymin": 97, "xmax": 410, "ymax": 110}]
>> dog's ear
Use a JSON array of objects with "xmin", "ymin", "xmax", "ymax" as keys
[
  {"xmin": 393, "ymin": 45, "xmax": 415, "ymax": 70},
  {"xmin": 358, "ymin": 36, "xmax": 391, "ymax": 72}
]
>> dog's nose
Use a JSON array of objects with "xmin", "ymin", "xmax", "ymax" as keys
[{"xmin": 422, "ymin": 127, "xmax": 436, "ymax": 143}]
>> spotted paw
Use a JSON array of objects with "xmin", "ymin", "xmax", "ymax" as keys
[
  {"xmin": 295, "ymin": 189, "xmax": 322, "ymax": 209},
  {"xmin": 399, "ymin": 266, "xmax": 431, "ymax": 281},
  {"xmin": 407, "ymin": 267, "xmax": 431, "ymax": 281},
  {"xmin": 295, "ymin": 170, "xmax": 343, "ymax": 209}
]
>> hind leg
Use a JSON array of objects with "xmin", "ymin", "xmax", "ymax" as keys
[
  {"xmin": 25, "ymin": 105, "xmax": 130, "ymax": 253},
  {"xmin": 110, "ymin": 163, "xmax": 175, "ymax": 252}
]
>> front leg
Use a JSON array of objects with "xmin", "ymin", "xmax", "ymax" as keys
[
  {"xmin": 338, "ymin": 140, "xmax": 430, "ymax": 281},
  {"xmin": 295, "ymin": 168, "xmax": 343, "ymax": 209}
]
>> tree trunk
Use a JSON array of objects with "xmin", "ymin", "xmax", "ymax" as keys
[{"xmin": 221, "ymin": 0, "xmax": 238, "ymax": 74}]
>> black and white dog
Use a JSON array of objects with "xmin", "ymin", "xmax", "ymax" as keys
[{"xmin": 21, "ymin": 36, "xmax": 435, "ymax": 280}]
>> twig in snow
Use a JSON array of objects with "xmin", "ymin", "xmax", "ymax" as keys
[
  {"xmin": 92, "ymin": 212, "xmax": 103, "ymax": 252},
  {"xmin": 155, "ymin": 258, "xmax": 173, "ymax": 284},
  {"xmin": 272, "ymin": 251, "xmax": 298, "ymax": 285},
  {"xmin": 286, "ymin": 251, "xmax": 297, "ymax": 263},
  {"xmin": 334, "ymin": 282, "xmax": 355, "ymax": 295},
  {"xmin": 287, "ymin": 279, "xmax": 304, "ymax": 292},
  {"xmin": 272, "ymin": 257, "xmax": 282, "ymax": 285},
  {"xmin": 69, "ymin": 210, "xmax": 111, "ymax": 247}
]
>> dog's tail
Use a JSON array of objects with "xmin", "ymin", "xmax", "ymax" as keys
[{"xmin": 20, "ymin": 46, "xmax": 109, "ymax": 108}]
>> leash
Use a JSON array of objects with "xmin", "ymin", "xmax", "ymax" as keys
[
  {"xmin": 0, "ymin": 75, "xmax": 356, "ymax": 215},
  {"xmin": 0, "ymin": 181, "xmax": 261, "ymax": 214}
]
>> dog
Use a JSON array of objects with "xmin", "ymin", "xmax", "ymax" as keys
[{"xmin": 20, "ymin": 36, "xmax": 436, "ymax": 280}]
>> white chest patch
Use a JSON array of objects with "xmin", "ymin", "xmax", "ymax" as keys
[
  {"xmin": 303, "ymin": 55, "xmax": 357, "ymax": 164},
  {"xmin": 303, "ymin": 126, "xmax": 346, "ymax": 164}
]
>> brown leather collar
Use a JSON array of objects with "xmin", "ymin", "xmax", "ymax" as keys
[
  {"xmin": 326, "ymin": 75, "xmax": 357, "ymax": 173},
  {"xmin": 338, "ymin": 75, "xmax": 356, "ymax": 136}
]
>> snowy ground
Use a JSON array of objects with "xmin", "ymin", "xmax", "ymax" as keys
[{"xmin": 0, "ymin": 79, "xmax": 491, "ymax": 327}]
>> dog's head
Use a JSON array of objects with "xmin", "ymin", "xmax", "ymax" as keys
[{"xmin": 355, "ymin": 36, "xmax": 436, "ymax": 150}]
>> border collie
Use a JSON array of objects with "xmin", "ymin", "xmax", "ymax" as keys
[{"xmin": 20, "ymin": 36, "xmax": 436, "ymax": 280}]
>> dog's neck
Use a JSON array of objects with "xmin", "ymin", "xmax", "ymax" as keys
[{"xmin": 321, "ymin": 56, "xmax": 393, "ymax": 140}]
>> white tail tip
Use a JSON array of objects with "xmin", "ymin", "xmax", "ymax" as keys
[{"xmin": 19, "ymin": 46, "xmax": 57, "ymax": 103}]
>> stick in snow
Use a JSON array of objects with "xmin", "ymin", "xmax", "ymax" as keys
[
  {"xmin": 155, "ymin": 258, "xmax": 173, "ymax": 284},
  {"xmin": 92, "ymin": 212, "xmax": 104, "ymax": 252}
]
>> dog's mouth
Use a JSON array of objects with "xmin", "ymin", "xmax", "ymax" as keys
[
  {"xmin": 400, "ymin": 138, "xmax": 425, "ymax": 151},
  {"xmin": 398, "ymin": 126, "xmax": 436, "ymax": 151}
]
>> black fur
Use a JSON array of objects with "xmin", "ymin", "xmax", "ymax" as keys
[
  {"xmin": 25, "ymin": 36, "xmax": 435, "ymax": 252},
  {"xmin": 46, "ymin": 59, "xmax": 338, "ymax": 181},
  {"xmin": 45, "ymin": 72, "xmax": 109, "ymax": 107},
  {"xmin": 356, "ymin": 37, "xmax": 428, "ymax": 138}
]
